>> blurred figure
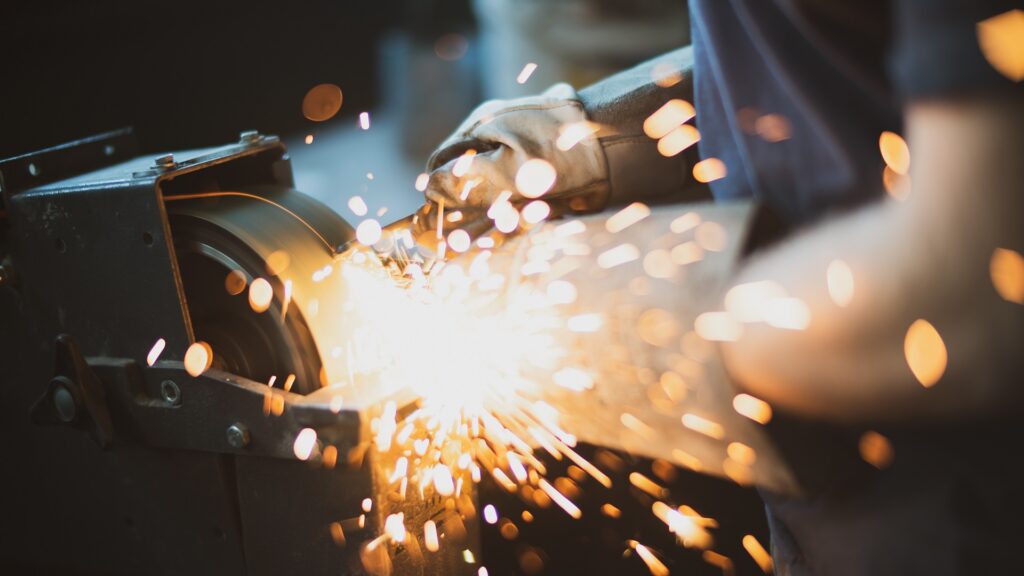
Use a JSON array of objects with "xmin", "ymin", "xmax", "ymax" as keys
[{"xmin": 421, "ymin": 1, "xmax": 1024, "ymax": 574}]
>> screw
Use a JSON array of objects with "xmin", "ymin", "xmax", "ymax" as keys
[
  {"xmin": 52, "ymin": 380, "xmax": 77, "ymax": 423},
  {"xmin": 226, "ymin": 423, "xmax": 250, "ymax": 449},
  {"xmin": 153, "ymin": 154, "xmax": 176, "ymax": 170},
  {"xmin": 239, "ymin": 131, "xmax": 262, "ymax": 145},
  {"xmin": 160, "ymin": 380, "xmax": 181, "ymax": 405}
]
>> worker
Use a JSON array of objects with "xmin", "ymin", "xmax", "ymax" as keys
[{"xmin": 420, "ymin": 1, "xmax": 1024, "ymax": 574}]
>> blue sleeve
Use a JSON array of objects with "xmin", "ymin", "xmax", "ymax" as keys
[{"xmin": 891, "ymin": 0, "xmax": 1023, "ymax": 99}]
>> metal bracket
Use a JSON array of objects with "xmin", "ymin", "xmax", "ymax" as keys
[{"xmin": 31, "ymin": 334, "xmax": 115, "ymax": 448}]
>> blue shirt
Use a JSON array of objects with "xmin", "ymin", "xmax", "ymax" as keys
[{"xmin": 689, "ymin": 1, "xmax": 1023, "ymax": 574}]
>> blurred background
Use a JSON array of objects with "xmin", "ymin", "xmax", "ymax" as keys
[
  {"xmin": 2, "ymin": 0, "xmax": 688, "ymax": 223},
  {"xmin": 3, "ymin": 1, "xmax": 775, "ymax": 574}
]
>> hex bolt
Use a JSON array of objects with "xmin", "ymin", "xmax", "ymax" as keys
[
  {"xmin": 52, "ymin": 382, "xmax": 77, "ymax": 423},
  {"xmin": 153, "ymin": 154, "xmax": 176, "ymax": 170},
  {"xmin": 226, "ymin": 423, "xmax": 250, "ymax": 449},
  {"xmin": 239, "ymin": 130, "xmax": 262, "ymax": 145},
  {"xmin": 160, "ymin": 380, "xmax": 181, "ymax": 405}
]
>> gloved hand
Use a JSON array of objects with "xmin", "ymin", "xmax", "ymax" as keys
[{"xmin": 420, "ymin": 83, "xmax": 610, "ymax": 237}]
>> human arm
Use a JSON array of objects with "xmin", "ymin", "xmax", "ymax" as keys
[{"xmin": 721, "ymin": 96, "xmax": 1024, "ymax": 424}]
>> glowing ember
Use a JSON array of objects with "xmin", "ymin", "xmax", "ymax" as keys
[
  {"xmin": 632, "ymin": 542, "xmax": 669, "ymax": 576},
  {"xmin": 248, "ymin": 278, "xmax": 274, "ymax": 313},
  {"xmin": 521, "ymin": 200, "xmax": 551, "ymax": 224},
  {"xmin": 184, "ymin": 341, "xmax": 213, "ymax": 377},
  {"xmin": 859, "ymin": 430, "xmax": 894, "ymax": 469},
  {"xmin": 146, "ymin": 338, "xmax": 166, "ymax": 366},
  {"xmin": 733, "ymin": 393, "xmax": 772, "ymax": 424},
  {"xmin": 516, "ymin": 62, "xmax": 538, "ymax": 84},
  {"xmin": 348, "ymin": 196, "xmax": 368, "ymax": 217},
  {"xmin": 694, "ymin": 311, "xmax": 743, "ymax": 342},
  {"xmin": 302, "ymin": 84, "xmax": 343, "ymax": 122},
  {"xmin": 359, "ymin": 112, "xmax": 370, "ymax": 130},
  {"xmin": 977, "ymin": 10, "xmax": 1024, "ymax": 81},
  {"xmin": 991, "ymin": 247, "xmax": 1024, "ymax": 304},
  {"xmin": 515, "ymin": 159, "xmax": 557, "ymax": 198},
  {"xmin": 293, "ymin": 428, "xmax": 317, "ymax": 461},
  {"xmin": 904, "ymin": 319, "xmax": 947, "ymax": 387},
  {"xmin": 606, "ymin": 202, "xmax": 651, "ymax": 233},
  {"xmin": 361, "ymin": 498, "xmax": 372, "ymax": 513},
  {"xmin": 681, "ymin": 413, "xmax": 725, "ymax": 439},
  {"xmin": 225, "ymin": 270, "xmax": 247, "ymax": 295},
  {"xmin": 727, "ymin": 442, "xmax": 757, "ymax": 466},
  {"xmin": 304, "ymin": 134, "xmax": 314, "ymax": 145},
  {"xmin": 597, "ymin": 244, "xmax": 640, "ymax": 269},
  {"xmin": 743, "ymin": 534, "xmax": 774, "ymax": 573},
  {"xmin": 483, "ymin": 504, "xmax": 498, "ymax": 524},
  {"xmin": 424, "ymin": 520, "xmax": 440, "ymax": 552},
  {"xmin": 643, "ymin": 99, "xmax": 696, "ymax": 139},
  {"xmin": 448, "ymin": 229, "xmax": 472, "ymax": 253},
  {"xmin": 356, "ymin": 219, "xmax": 383, "ymax": 246},
  {"xmin": 879, "ymin": 131, "xmax": 910, "ymax": 176},
  {"xmin": 557, "ymin": 121, "xmax": 600, "ymax": 151},
  {"xmin": 827, "ymin": 259, "xmax": 855, "ymax": 307},
  {"xmin": 538, "ymin": 478, "xmax": 582, "ymax": 519},
  {"xmin": 692, "ymin": 158, "xmax": 727, "ymax": 183},
  {"xmin": 657, "ymin": 125, "xmax": 700, "ymax": 157}
]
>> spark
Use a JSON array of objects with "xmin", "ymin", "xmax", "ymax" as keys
[
  {"xmin": 681, "ymin": 413, "xmax": 725, "ymax": 439},
  {"xmin": 538, "ymin": 478, "xmax": 582, "ymax": 519},
  {"xmin": 702, "ymin": 551, "xmax": 734, "ymax": 574},
  {"xmin": 356, "ymin": 219, "xmax": 383, "ymax": 246},
  {"xmin": 516, "ymin": 62, "xmax": 538, "ymax": 84},
  {"xmin": 302, "ymin": 84, "xmax": 343, "ymax": 122},
  {"xmin": 293, "ymin": 428, "xmax": 317, "ymax": 461},
  {"xmin": 742, "ymin": 535, "xmax": 774, "ymax": 574},
  {"xmin": 521, "ymin": 200, "xmax": 551, "ymax": 224},
  {"xmin": 448, "ymin": 229, "xmax": 472, "ymax": 253},
  {"xmin": 452, "ymin": 149, "xmax": 477, "ymax": 178},
  {"xmin": 329, "ymin": 521, "xmax": 346, "ymax": 546},
  {"xmin": 991, "ymin": 247, "xmax": 1024, "ymax": 304},
  {"xmin": 879, "ymin": 131, "xmax": 910, "ymax": 175},
  {"xmin": 658, "ymin": 125, "xmax": 700, "ymax": 157},
  {"xmin": 629, "ymin": 472, "xmax": 668, "ymax": 498},
  {"xmin": 692, "ymin": 158, "xmax": 727, "ymax": 183},
  {"xmin": 597, "ymin": 243, "xmax": 640, "ymax": 269},
  {"xmin": 976, "ymin": 10, "xmax": 1024, "ymax": 81},
  {"xmin": 606, "ymin": 202, "xmax": 651, "ymax": 233},
  {"xmin": 146, "ymin": 338, "xmax": 166, "ymax": 366},
  {"xmin": 620, "ymin": 412, "xmax": 656, "ymax": 440},
  {"xmin": 552, "ymin": 367, "xmax": 593, "ymax": 391},
  {"xmin": 763, "ymin": 297, "xmax": 811, "ymax": 330},
  {"xmin": 462, "ymin": 549, "xmax": 476, "ymax": 564},
  {"xmin": 225, "ymin": 270, "xmax": 247, "ymax": 295},
  {"xmin": 671, "ymin": 241, "xmax": 704, "ymax": 266},
  {"xmin": 348, "ymin": 196, "xmax": 368, "ymax": 217},
  {"xmin": 433, "ymin": 464, "xmax": 456, "ymax": 496},
  {"xmin": 424, "ymin": 521, "xmax": 439, "ymax": 552},
  {"xmin": 670, "ymin": 212, "xmax": 701, "ymax": 233},
  {"xmin": 184, "ymin": 341, "xmax": 212, "ymax": 377},
  {"xmin": 483, "ymin": 504, "xmax": 498, "ymax": 524},
  {"xmin": 904, "ymin": 319, "xmax": 947, "ymax": 387},
  {"xmin": 304, "ymin": 134, "xmax": 314, "ymax": 145},
  {"xmin": 415, "ymin": 172, "xmax": 430, "ymax": 192},
  {"xmin": 515, "ymin": 159, "xmax": 557, "ymax": 198},
  {"xmin": 249, "ymin": 278, "xmax": 273, "ymax": 313},
  {"xmin": 643, "ymin": 99, "xmax": 696, "ymax": 139},
  {"xmin": 694, "ymin": 311, "xmax": 743, "ymax": 342},
  {"xmin": 859, "ymin": 430, "xmax": 894, "ymax": 469},
  {"xmin": 726, "ymin": 442, "xmax": 757, "ymax": 466},
  {"xmin": 359, "ymin": 112, "xmax": 370, "ymax": 130},
  {"xmin": 557, "ymin": 121, "xmax": 601, "ymax": 151},
  {"xmin": 554, "ymin": 219, "xmax": 586, "ymax": 237},
  {"xmin": 601, "ymin": 503, "xmax": 621, "ymax": 518},
  {"xmin": 827, "ymin": 259, "xmax": 855, "ymax": 307},
  {"xmin": 361, "ymin": 498, "xmax": 372, "ymax": 513},
  {"xmin": 631, "ymin": 542, "xmax": 669, "ymax": 576}
]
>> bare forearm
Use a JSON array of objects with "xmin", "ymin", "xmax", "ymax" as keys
[{"xmin": 722, "ymin": 98, "xmax": 1024, "ymax": 424}]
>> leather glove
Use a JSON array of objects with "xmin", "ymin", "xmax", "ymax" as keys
[{"xmin": 421, "ymin": 83, "xmax": 611, "ymax": 236}]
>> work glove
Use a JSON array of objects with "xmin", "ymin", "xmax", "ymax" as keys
[{"xmin": 419, "ymin": 83, "xmax": 610, "ymax": 238}]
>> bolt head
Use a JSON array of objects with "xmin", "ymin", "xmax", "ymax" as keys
[
  {"xmin": 226, "ymin": 423, "xmax": 250, "ymax": 448},
  {"xmin": 160, "ymin": 380, "xmax": 181, "ymax": 405},
  {"xmin": 239, "ymin": 130, "xmax": 262, "ymax": 144},
  {"xmin": 153, "ymin": 154, "xmax": 176, "ymax": 169},
  {"xmin": 52, "ymin": 382, "xmax": 77, "ymax": 423}
]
